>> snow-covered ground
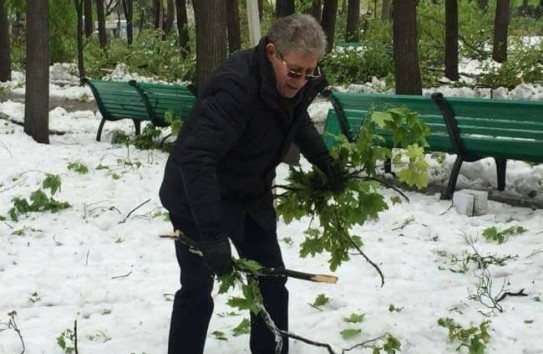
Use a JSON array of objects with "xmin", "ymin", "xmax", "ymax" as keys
[{"xmin": 1, "ymin": 65, "xmax": 543, "ymax": 354}]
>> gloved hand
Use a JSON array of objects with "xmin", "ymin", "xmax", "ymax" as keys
[
  {"xmin": 322, "ymin": 158, "xmax": 347, "ymax": 192},
  {"xmin": 199, "ymin": 234, "xmax": 233, "ymax": 276}
]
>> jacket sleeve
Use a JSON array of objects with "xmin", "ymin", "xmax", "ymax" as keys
[
  {"xmin": 177, "ymin": 86, "xmax": 251, "ymax": 239},
  {"xmin": 294, "ymin": 112, "xmax": 332, "ymax": 173}
]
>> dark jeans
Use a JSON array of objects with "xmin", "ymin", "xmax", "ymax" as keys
[{"xmin": 168, "ymin": 214, "xmax": 289, "ymax": 354}]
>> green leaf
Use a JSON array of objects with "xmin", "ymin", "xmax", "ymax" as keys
[
  {"xmin": 232, "ymin": 318, "xmax": 250, "ymax": 336},
  {"xmin": 211, "ymin": 331, "xmax": 228, "ymax": 341},
  {"xmin": 344, "ymin": 313, "xmax": 366, "ymax": 323},
  {"xmin": 340, "ymin": 328, "xmax": 361, "ymax": 339},
  {"xmin": 312, "ymin": 293, "xmax": 330, "ymax": 307},
  {"xmin": 43, "ymin": 174, "xmax": 62, "ymax": 195}
]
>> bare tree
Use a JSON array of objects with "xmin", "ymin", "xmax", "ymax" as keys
[
  {"xmin": 392, "ymin": 0, "xmax": 422, "ymax": 94},
  {"xmin": 84, "ymin": 0, "xmax": 93, "ymax": 38},
  {"xmin": 175, "ymin": 0, "xmax": 190, "ymax": 57},
  {"xmin": 193, "ymin": 0, "xmax": 227, "ymax": 87},
  {"xmin": 25, "ymin": 0, "xmax": 50, "ymax": 143},
  {"xmin": 276, "ymin": 0, "xmax": 294, "ymax": 17},
  {"xmin": 445, "ymin": 0, "xmax": 459, "ymax": 80},
  {"xmin": 492, "ymin": 0, "xmax": 510, "ymax": 63},
  {"xmin": 0, "ymin": 0, "xmax": 11, "ymax": 82},
  {"xmin": 226, "ymin": 0, "xmax": 241, "ymax": 54},
  {"xmin": 345, "ymin": 0, "xmax": 360, "ymax": 42},
  {"xmin": 96, "ymin": 0, "xmax": 108, "ymax": 47},
  {"xmin": 321, "ymin": 0, "xmax": 338, "ymax": 52}
]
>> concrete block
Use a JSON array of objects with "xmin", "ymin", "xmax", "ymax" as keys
[
  {"xmin": 453, "ymin": 191, "xmax": 474, "ymax": 216},
  {"xmin": 452, "ymin": 189, "xmax": 489, "ymax": 217}
]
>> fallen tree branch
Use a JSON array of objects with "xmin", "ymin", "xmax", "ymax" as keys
[
  {"xmin": 118, "ymin": 198, "xmax": 151, "ymax": 224},
  {"xmin": 162, "ymin": 230, "xmax": 338, "ymax": 284}
]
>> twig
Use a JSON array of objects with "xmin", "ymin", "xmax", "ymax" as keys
[
  {"xmin": 350, "ymin": 176, "xmax": 410, "ymax": 202},
  {"xmin": 118, "ymin": 198, "xmax": 151, "ymax": 224},
  {"xmin": 74, "ymin": 320, "xmax": 79, "ymax": 354},
  {"xmin": 334, "ymin": 210, "xmax": 385, "ymax": 287},
  {"xmin": 1, "ymin": 311, "xmax": 25, "ymax": 354},
  {"xmin": 527, "ymin": 249, "xmax": 543, "ymax": 258},
  {"xmin": 0, "ymin": 140, "xmax": 12, "ymax": 157},
  {"xmin": 469, "ymin": 268, "xmax": 506, "ymax": 315},
  {"xmin": 0, "ymin": 180, "xmax": 25, "ymax": 194},
  {"xmin": 496, "ymin": 288, "xmax": 528, "ymax": 303},
  {"xmin": 344, "ymin": 232, "xmax": 385, "ymax": 287},
  {"xmin": 342, "ymin": 335, "xmax": 385, "ymax": 353},
  {"xmin": 85, "ymin": 250, "xmax": 90, "ymax": 266},
  {"xmin": 111, "ymin": 271, "xmax": 132, "ymax": 279},
  {"xmin": 440, "ymin": 202, "xmax": 454, "ymax": 215}
]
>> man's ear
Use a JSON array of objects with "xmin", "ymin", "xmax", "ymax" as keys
[{"xmin": 265, "ymin": 43, "xmax": 276, "ymax": 62}]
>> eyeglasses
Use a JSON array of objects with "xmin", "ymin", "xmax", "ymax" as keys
[{"xmin": 280, "ymin": 55, "xmax": 321, "ymax": 81}]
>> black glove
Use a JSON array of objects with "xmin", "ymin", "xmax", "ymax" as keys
[
  {"xmin": 322, "ymin": 158, "xmax": 347, "ymax": 192},
  {"xmin": 199, "ymin": 234, "xmax": 233, "ymax": 276}
]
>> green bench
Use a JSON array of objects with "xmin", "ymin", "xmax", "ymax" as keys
[
  {"xmin": 322, "ymin": 90, "xmax": 543, "ymax": 199},
  {"xmin": 82, "ymin": 78, "xmax": 149, "ymax": 141},
  {"xmin": 431, "ymin": 92, "xmax": 543, "ymax": 198},
  {"xmin": 83, "ymin": 78, "xmax": 196, "ymax": 141},
  {"xmin": 129, "ymin": 80, "xmax": 197, "ymax": 127}
]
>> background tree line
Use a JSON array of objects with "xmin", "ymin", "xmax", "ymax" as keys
[{"xmin": 0, "ymin": 0, "xmax": 542, "ymax": 143}]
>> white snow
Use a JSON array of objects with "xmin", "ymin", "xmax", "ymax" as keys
[{"xmin": 1, "ymin": 64, "xmax": 543, "ymax": 354}]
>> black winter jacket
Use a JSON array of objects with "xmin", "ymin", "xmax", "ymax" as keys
[{"xmin": 159, "ymin": 37, "xmax": 330, "ymax": 239}]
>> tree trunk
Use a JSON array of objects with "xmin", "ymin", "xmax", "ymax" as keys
[
  {"xmin": 226, "ymin": 0, "xmax": 241, "ymax": 54},
  {"xmin": 381, "ymin": 0, "xmax": 391, "ymax": 20},
  {"xmin": 276, "ymin": 0, "xmax": 295, "ymax": 17},
  {"xmin": 308, "ymin": 0, "xmax": 322, "ymax": 20},
  {"xmin": 345, "ymin": 0, "xmax": 360, "ymax": 42},
  {"xmin": 193, "ymin": 0, "xmax": 227, "ymax": 87},
  {"xmin": 321, "ymin": 0, "xmax": 338, "ymax": 52},
  {"xmin": 0, "ymin": 0, "xmax": 11, "ymax": 82},
  {"xmin": 74, "ymin": 0, "xmax": 86, "ymax": 79},
  {"xmin": 163, "ymin": 0, "xmax": 175, "ymax": 36},
  {"xmin": 392, "ymin": 0, "xmax": 422, "ymax": 94},
  {"xmin": 122, "ymin": 0, "xmax": 134, "ymax": 45},
  {"xmin": 175, "ymin": 0, "xmax": 190, "ymax": 57},
  {"xmin": 445, "ymin": 0, "xmax": 459, "ymax": 80},
  {"xmin": 25, "ymin": 0, "xmax": 49, "ymax": 143},
  {"xmin": 492, "ymin": 0, "xmax": 509, "ymax": 63},
  {"xmin": 84, "ymin": 0, "xmax": 93, "ymax": 38},
  {"xmin": 96, "ymin": 0, "xmax": 108, "ymax": 47},
  {"xmin": 153, "ymin": 0, "xmax": 163, "ymax": 30},
  {"xmin": 95, "ymin": 0, "xmax": 107, "ymax": 48}
]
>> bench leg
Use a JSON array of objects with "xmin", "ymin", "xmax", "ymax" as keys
[
  {"xmin": 441, "ymin": 155, "xmax": 464, "ymax": 200},
  {"xmin": 96, "ymin": 117, "xmax": 106, "ymax": 142},
  {"xmin": 384, "ymin": 158, "xmax": 392, "ymax": 174},
  {"xmin": 133, "ymin": 120, "xmax": 141, "ymax": 136},
  {"xmin": 495, "ymin": 158, "xmax": 507, "ymax": 191}
]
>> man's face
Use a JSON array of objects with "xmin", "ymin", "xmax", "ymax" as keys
[{"xmin": 266, "ymin": 43, "xmax": 320, "ymax": 98}]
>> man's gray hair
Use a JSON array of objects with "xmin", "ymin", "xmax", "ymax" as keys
[{"xmin": 267, "ymin": 14, "xmax": 327, "ymax": 57}]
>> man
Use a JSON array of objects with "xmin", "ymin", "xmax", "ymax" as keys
[{"xmin": 160, "ymin": 14, "xmax": 341, "ymax": 354}]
